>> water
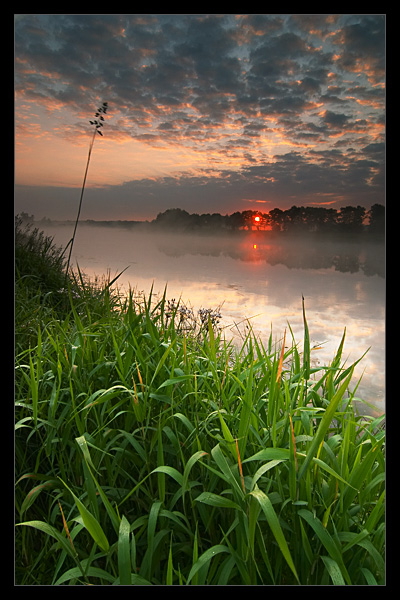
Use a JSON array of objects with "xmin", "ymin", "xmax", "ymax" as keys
[{"xmin": 43, "ymin": 223, "xmax": 385, "ymax": 417}]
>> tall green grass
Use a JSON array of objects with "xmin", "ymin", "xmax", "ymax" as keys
[{"xmin": 15, "ymin": 265, "xmax": 385, "ymax": 584}]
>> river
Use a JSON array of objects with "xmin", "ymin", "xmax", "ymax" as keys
[{"xmin": 41, "ymin": 222, "xmax": 385, "ymax": 418}]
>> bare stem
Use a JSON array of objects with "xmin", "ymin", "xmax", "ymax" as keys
[
  {"xmin": 65, "ymin": 129, "xmax": 96, "ymax": 281},
  {"xmin": 64, "ymin": 102, "xmax": 108, "ymax": 284}
]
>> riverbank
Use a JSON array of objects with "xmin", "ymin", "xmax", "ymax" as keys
[{"xmin": 15, "ymin": 219, "xmax": 385, "ymax": 585}]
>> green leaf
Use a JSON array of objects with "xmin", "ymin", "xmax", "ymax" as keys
[
  {"xmin": 211, "ymin": 444, "xmax": 244, "ymax": 500},
  {"xmin": 195, "ymin": 491, "xmax": 242, "ymax": 511},
  {"xmin": 341, "ymin": 439, "xmax": 384, "ymax": 513},
  {"xmin": 298, "ymin": 509, "xmax": 351, "ymax": 585},
  {"xmin": 250, "ymin": 459, "xmax": 286, "ymax": 492},
  {"xmin": 309, "ymin": 456, "xmax": 358, "ymax": 490},
  {"xmin": 360, "ymin": 567, "xmax": 378, "ymax": 585},
  {"xmin": 218, "ymin": 411, "xmax": 237, "ymax": 461},
  {"xmin": 237, "ymin": 358, "xmax": 254, "ymax": 456},
  {"xmin": 166, "ymin": 537, "xmax": 174, "ymax": 585},
  {"xmin": 297, "ymin": 367, "xmax": 354, "ymax": 482},
  {"xmin": 16, "ymin": 520, "xmax": 77, "ymax": 559},
  {"xmin": 183, "ymin": 450, "xmax": 208, "ymax": 493},
  {"xmin": 75, "ymin": 436, "xmax": 121, "ymax": 535},
  {"xmin": 302, "ymin": 295, "xmax": 310, "ymax": 380},
  {"xmin": 157, "ymin": 426, "xmax": 165, "ymax": 504},
  {"xmin": 250, "ymin": 486, "xmax": 299, "ymax": 583},
  {"xmin": 54, "ymin": 566, "xmax": 116, "ymax": 585},
  {"xmin": 364, "ymin": 489, "xmax": 385, "ymax": 533},
  {"xmin": 58, "ymin": 477, "xmax": 110, "ymax": 552},
  {"xmin": 151, "ymin": 465, "xmax": 184, "ymax": 487},
  {"xmin": 118, "ymin": 515, "xmax": 131, "ymax": 586},
  {"xmin": 242, "ymin": 447, "xmax": 290, "ymax": 464},
  {"xmin": 75, "ymin": 434, "xmax": 98, "ymax": 472},
  {"xmin": 299, "ymin": 518, "xmax": 314, "ymax": 566},
  {"xmin": 19, "ymin": 480, "xmax": 58, "ymax": 517},
  {"xmin": 157, "ymin": 375, "xmax": 194, "ymax": 388},
  {"xmin": 186, "ymin": 544, "xmax": 230, "ymax": 585},
  {"xmin": 150, "ymin": 338, "xmax": 177, "ymax": 384},
  {"xmin": 320, "ymin": 555, "xmax": 346, "ymax": 585}
]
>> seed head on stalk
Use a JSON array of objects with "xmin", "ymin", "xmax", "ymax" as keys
[{"xmin": 64, "ymin": 102, "xmax": 109, "ymax": 281}]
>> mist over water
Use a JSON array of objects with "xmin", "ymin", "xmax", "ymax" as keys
[{"xmin": 43, "ymin": 223, "xmax": 385, "ymax": 417}]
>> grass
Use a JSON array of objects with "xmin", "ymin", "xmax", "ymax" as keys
[{"xmin": 15, "ymin": 221, "xmax": 385, "ymax": 585}]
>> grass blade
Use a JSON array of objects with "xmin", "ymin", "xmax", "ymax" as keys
[
  {"xmin": 118, "ymin": 515, "xmax": 131, "ymax": 585},
  {"xmin": 151, "ymin": 465, "xmax": 184, "ymax": 487},
  {"xmin": 298, "ymin": 508, "xmax": 351, "ymax": 585},
  {"xmin": 211, "ymin": 444, "xmax": 244, "ymax": 501},
  {"xmin": 360, "ymin": 567, "xmax": 378, "ymax": 585},
  {"xmin": 195, "ymin": 491, "xmax": 242, "ymax": 511},
  {"xmin": 218, "ymin": 411, "xmax": 237, "ymax": 461},
  {"xmin": 54, "ymin": 565, "xmax": 116, "ymax": 585},
  {"xmin": 341, "ymin": 438, "xmax": 384, "ymax": 513},
  {"xmin": 58, "ymin": 477, "xmax": 110, "ymax": 552},
  {"xmin": 320, "ymin": 555, "xmax": 346, "ymax": 585},
  {"xmin": 250, "ymin": 485, "xmax": 299, "ymax": 583},
  {"xmin": 297, "ymin": 367, "xmax": 354, "ymax": 482},
  {"xmin": 186, "ymin": 544, "xmax": 230, "ymax": 585},
  {"xmin": 276, "ymin": 328, "xmax": 286, "ymax": 384},
  {"xmin": 75, "ymin": 435, "xmax": 121, "ymax": 535},
  {"xmin": 166, "ymin": 536, "xmax": 174, "ymax": 585},
  {"xmin": 183, "ymin": 450, "xmax": 208, "ymax": 493},
  {"xmin": 16, "ymin": 520, "xmax": 78, "ymax": 560},
  {"xmin": 302, "ymin": 296, "xmax": 310, "ymax": 380}
]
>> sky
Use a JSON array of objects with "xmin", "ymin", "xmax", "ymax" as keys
[{"xmin": 14, "ymin": 13, "xmax": 386, "ymax": 221}]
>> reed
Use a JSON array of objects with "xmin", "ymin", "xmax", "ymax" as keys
[
  {"xmin": 64, "ymin": 102, "xmax": 108, "ymax": 280},
  {"xmin": 15, "ymin": 231, "xmax": 385, "ymax": 585}
]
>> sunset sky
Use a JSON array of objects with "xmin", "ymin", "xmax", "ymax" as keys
[{"xmin": 14, "ymin": 14, "xmax": 385, "ymax": 221}]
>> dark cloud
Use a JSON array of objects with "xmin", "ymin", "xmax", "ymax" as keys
[
  {"xmin": 15, "ymin": 14, "xmax": 385, "ymax": 218},
  {"xmin": 340, "ymin": 16, "xmax": 385, "ymax": 63},
  {"xmin": 321, "ymin": 110, "xmax": 350, "ymax": 128}
]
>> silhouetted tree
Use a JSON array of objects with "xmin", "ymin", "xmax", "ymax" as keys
[
  {"xmin": 154, "ymin": 208, "xmax": 192, "ymax": 228},
  {"xmin": 284, "ymin": 205, "xmax": 306, "ymax": 231},
  {"xmin": 150, "ymin": 204, "xmax": 380, "ymax": 236},
  {"xmin": 268, "ymin": 207, "xmax": 285, "ymax": 232},
  {"xmin": 240, "ymin": 210, "xmax": 260, "ymax": 230},
  {"xmin": 228, "ymin": 211, "xmax": 246, "ymax": 230},
  {"xmin": 336, "ymin": 205, "xmax": 366, "ymax": 233},
  {"xmin": 302, "ymin": 206, "xmax": 337, "ymax": 232},
  {"xmin": 368, "ymin": 203, "xmax": 385, "ymax": 236}
]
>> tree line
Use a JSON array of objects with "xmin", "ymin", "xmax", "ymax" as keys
[
  {"xmin": 152, "ymin": 204, "xmax": 385, "ymax": 235},
  {"xmin": 21, "ymin": 203, "xmax": 384, "ymax": 236}
]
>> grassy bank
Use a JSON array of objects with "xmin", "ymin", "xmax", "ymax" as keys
[{"xmin": 15, "ymin": 219, "xmax": 385, "ymax": 585}]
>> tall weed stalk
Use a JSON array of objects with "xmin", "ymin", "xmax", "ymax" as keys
[{"xmin": 65, "ymin": 102, "xmax": 108, "ymax": 279}]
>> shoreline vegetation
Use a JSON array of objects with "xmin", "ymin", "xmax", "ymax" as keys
[
  {"xmin": 15, "ymin": 216, "xmax": 385, "ymax": 585},
  {"xmin": 22, "ymin": 202, "xmax": 385, "ymax": 239}
]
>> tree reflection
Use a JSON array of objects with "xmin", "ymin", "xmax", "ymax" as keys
[{"xmin": 156, "ymin": 233, "xmax": 385, "ymax": 277}]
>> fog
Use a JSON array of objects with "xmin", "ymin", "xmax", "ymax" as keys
[{"xmin": 40, "ymin": 223, "xmax": 385, "ymax": 416}]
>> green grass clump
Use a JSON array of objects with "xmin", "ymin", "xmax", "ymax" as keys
[{"xmin": 15, "ymin": 226, "xmax": 385, "ymax": 585}]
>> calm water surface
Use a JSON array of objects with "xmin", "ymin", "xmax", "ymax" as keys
[{"xmin": 44, "ymin": 223, "xmax": 385, "ymax": 417}]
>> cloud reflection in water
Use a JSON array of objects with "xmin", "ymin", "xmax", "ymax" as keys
[{"xmin": 44, "ymin": 224, "xmax": 385, "ymax": 416}]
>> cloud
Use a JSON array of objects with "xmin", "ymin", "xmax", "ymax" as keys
[{"xmin": 14, "ymin": 14, "xmax": 385, "ymax": 219}]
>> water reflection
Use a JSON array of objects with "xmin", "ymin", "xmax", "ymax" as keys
[
  {"xmin": 42, "ymin": 224, "xmax": 385, "ymax": 416},
  {"xmin": 156, "ymin": 231, "xmax": 385, "ymax": 278}
]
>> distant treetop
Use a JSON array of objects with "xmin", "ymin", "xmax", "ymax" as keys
[{"xmin": 151, "ymin": 204, "xmax": 384, "ymax": 235}]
